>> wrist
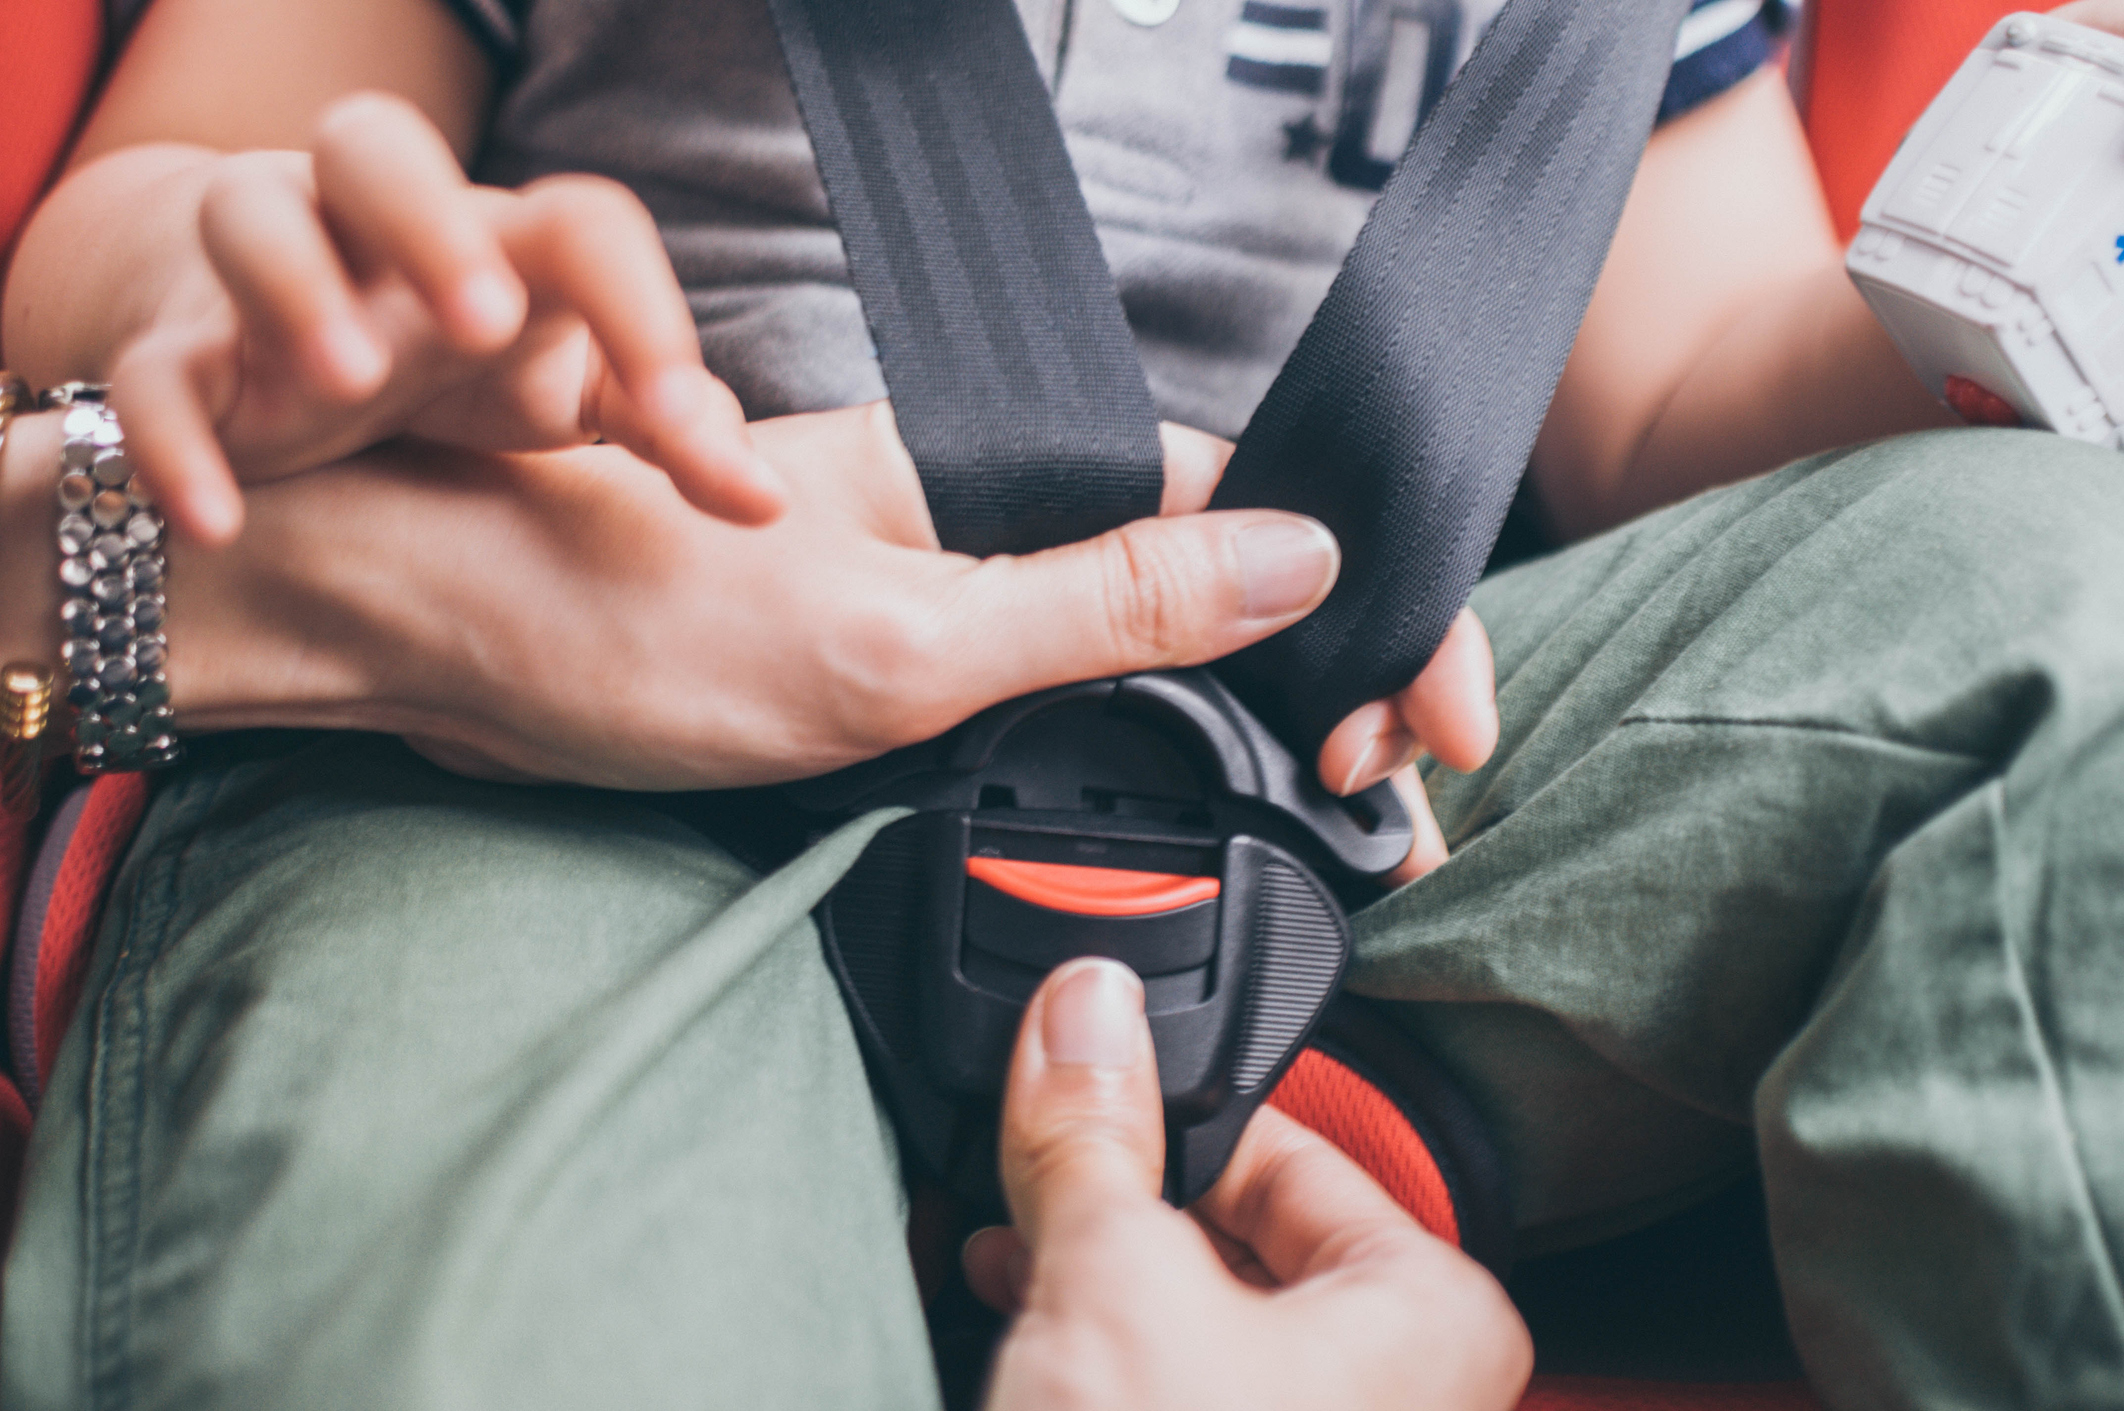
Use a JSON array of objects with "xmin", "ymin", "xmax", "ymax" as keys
[
  {"xmin": 0, "ymin": 412, "xmax": 65, "ymax": 671},
  {"xmin": 160, "ymin": 466, "xmax": 390, "ymax": 736},
  {"xmin": 2, "ymin": 144, "xmax": 232, "ymax": 385},
  {"xmin": 9, "ymin": 404, "xmax": 398, "ymax": 739}
]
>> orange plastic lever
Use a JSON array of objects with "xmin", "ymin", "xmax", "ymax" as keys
[{"xmin": 965, "ymin": 856, "xmax": 1220, "ymax": 918}]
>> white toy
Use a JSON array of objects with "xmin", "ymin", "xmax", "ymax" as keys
[{"xmin": 1847, "ymin": 12, "xmax": 2124, "ymax": 446}]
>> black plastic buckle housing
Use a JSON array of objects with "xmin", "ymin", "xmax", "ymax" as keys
[{"xmin": 792, "ymin": 669, "xmax": 1412, "ymax": 1206}]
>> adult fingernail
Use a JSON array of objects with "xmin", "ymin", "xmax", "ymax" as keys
[
  {"xmin": 1234, "ymin": 517, "xmax": 1338, "ymax": 620},
  {"xmin": 1337, "ymin": 727, "xmax": 1417, "ymax": 797},
  {"xmin": 1043, "ymin": 959, "xmax": 1143, "ymax": 1069}
]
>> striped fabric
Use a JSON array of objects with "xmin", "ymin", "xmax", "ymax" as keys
[
  {"xmin": 1225, "ymin": 1, "xmax": 1336, "ymax": 95},
  {"xmin": 1223, "ymin": 0, "xmax": 1782, "ymax": 123}
]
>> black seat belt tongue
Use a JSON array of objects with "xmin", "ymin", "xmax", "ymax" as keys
[{"xmin": 769, "ymin": 0, "xmax": 1689, "ymax": 1207}]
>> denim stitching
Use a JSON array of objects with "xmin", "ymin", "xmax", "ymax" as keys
[{"xmin": 81, "ymin": 766, "xmax": 235, "ymax": 1410}]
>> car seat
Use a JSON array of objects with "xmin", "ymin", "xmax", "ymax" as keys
[{"xmin": 0, "ymin": 2, "xmax": 2035, "ymax": 1404}]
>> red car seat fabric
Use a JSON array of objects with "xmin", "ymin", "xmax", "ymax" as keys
[
  {"xmin": 1264, "ymin": 1008, "xmax": 1821, "ymax": 1411},
  {"xmin": 0, "ymin": 0, "xmax": 102, "ymax": 294},
  {"xmin": 1796, "ymin": 0, "xmax": 2025, "ymax": 240},
  {"xmin": 0, "ymin": 773, "xmax": 145, "ymax": 1243},
  {"xmin": 0, "ymin": 0, "xmax": 103, "ymax": 1250},
  {"xmin": 1270, "ymin": 1048, "xmax": 1462, "ymax": 1245},
  {"xmin": 18, "ymin": 775, "xmax": 150, "ymax": 1102},
  {"xmin": 0, "ymin": 4, "xmax": 1989, "ymax": 1406}
]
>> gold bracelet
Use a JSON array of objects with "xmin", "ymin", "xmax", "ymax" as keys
[{"xmin": 1, "ymin": 661, "xmax": 52, "ymax": 822}]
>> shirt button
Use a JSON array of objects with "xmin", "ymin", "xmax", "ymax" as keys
[{"xmin": 1109, "ymin": 0, "xmax": 1180, "ymax": 25}]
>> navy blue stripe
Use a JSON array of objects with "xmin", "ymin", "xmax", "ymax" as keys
[
  {"xmin": 1658, "ymin": 13, "xmax": 1772, "ymax": 122},
  {"xmin": 1226, "ymin": 54, "xmax": 1328, "ymax": 95},
  {"xmin": 1239, "ymin": 2, "xmax": 1329, "ymax": 31}
]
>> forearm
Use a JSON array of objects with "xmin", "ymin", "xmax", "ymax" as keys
[
  {"xmin": 2, "ymin": 405, "xmax": 396, "ymax": 734},
  {"xmin": 1527, "ymin": 69, "xmax": 1959, "ymax": 543},
  {"xmin": 1537, "ymin": 259, "xmax": 1954, "ymax": 538},
  {"xmin": 3, "ymin": 0, "xmax": 493, "ymax": 383},
  {"xmin": 2, "ymin": 146, "xmax": 228, "ymax": 385}
]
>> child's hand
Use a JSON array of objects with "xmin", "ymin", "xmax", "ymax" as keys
[{"xmin": 109, "ymin": 92, "xmax": 785, "ymax": 544}]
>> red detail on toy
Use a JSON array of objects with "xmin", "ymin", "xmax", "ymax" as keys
[
  {"xmin": 1943, "ymin": 375, "xmax": 2024, "ymax": 429},
  {"xmin": 33, "ymin": 773, "xmax": 152, "ymax": 1085},
  {"xmin": 1267, "ymin": 1047, "xmax": 1460, "ymax": 1247},
  {"xmin": 1795, "ymin": 0, "xmax": 2024, "ymax": 241},
  {"xmin": 1517, "ymin": 1377, "xmax": 1821, "ymax": 1410},
  {"xmin": 965, "ymin": 856, "xmax": 1219, "ymax": 917}
]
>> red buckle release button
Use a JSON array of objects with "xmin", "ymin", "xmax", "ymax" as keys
[{"xmin": 965, "ymin": 857, "xmax": 1220, "ymax": 918}]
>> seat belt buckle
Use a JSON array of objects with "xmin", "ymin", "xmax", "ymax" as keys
[{"xmin": 792, "ymin": 668, "xmax": 1412, "ymax": 1207}]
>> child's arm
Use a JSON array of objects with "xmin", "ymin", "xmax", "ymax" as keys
[
  {"xmin": 1529, "ymin": 65, "xmax": 1952, "ymax": 542},
  {"xmin": 1534, "ymin": 1, "xmax": 2124, "ymax": 542},
  {"xmin": 3, "ymin": 0, "xmax": 781, "ymax": 544}
]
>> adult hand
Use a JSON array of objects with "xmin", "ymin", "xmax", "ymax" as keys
[
  {"xmin": 162, "ymin": 403, "xmax": 1344, "ymax": 791},
  {"xmin": 152, "ymin": 404, "xmax": 1487, "ymax": 864},
  {"xmin": 962, "ymin": 959, "xmax": 1531, "ymax": 1411},
  {"xmin": 1164, "ymin": 427, "xmax": 1499, "ymax": 885}
]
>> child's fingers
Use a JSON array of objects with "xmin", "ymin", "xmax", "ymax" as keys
[
  {"xmin": 311, "ymin": 93, "xmax": 526, "ymax": 354},
  {"xmin": 198, "ymin": 155, "xmax": 388, "ymax": 403},
  {"xmin": 497, "ymin": 176, "xmax": 786, "ymax": 522},
  {"xmin": 593, "ymin": 367, "xmax": 786, "ymax": 524},
  {"xmin": 108, "ymin": 331, "xmax": 247, "ymax": 546}
]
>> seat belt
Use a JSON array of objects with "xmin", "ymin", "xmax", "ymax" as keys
[{"xmin": 768, "ymin": 0, "xmax": 1691, "ymax": 1205}]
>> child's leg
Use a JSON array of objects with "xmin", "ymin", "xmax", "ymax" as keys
[
  {"xmin": 1352, "ymin": 427, "xmax": 2124, "ymax": 1403},
  {"xmin": 2, "ymin": 734, "xmax": 938, "ymax": 1411}
]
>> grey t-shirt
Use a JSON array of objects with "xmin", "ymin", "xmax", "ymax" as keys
[{"xmin": 109, "ymin": 0, "xmax": 1778, "ymax": 437}]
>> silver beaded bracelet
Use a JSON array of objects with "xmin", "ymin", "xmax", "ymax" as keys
[{"xmin": 43, "ymin": 383, "xmax": 181, "ymax": 774}]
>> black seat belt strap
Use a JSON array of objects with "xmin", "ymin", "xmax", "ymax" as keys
[
  {"xmin": 772, "ymin": 0, "xmax": 1692, "ymax": 752},
  {"xmin": 766, "ymin": 0, "xmax": 1166, "ymax": 556},
  {"xmin": 1211, "ymin": 0, "xmax": 1692, "ymax": 749},
  {"xmin": 767, "ymin": 0, "xmax": 1694, "ymax": 1207}
]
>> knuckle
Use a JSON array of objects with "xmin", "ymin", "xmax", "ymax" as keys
[
  {"xmin": 814, "ymin": 592, "xmax": 955, "ymax": 748},
  {"xmin": 199, "ymin": 151, "xmax": 293, "ymax": 228},
  {"xmin": 1099, "ymin": 521, "xmax": 1204, "ymax": 664},
  {"xmin": 313, "ymin": 90, "xmax": 423, "ymax": 150},
  {"xmin": 524, "ymin": 174, "xmax": 654, "ymax": 239},
  {"xmin": 318, "ymin": 89, "xmax": 408, "ymax": 128}
]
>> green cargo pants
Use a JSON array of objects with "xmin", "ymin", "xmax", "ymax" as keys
[{"xmin": 5, "ymin": 428, "xmax": 2122, "ymax": 1410}]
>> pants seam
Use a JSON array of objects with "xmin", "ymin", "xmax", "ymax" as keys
[
  {"xmin": 1618, "ymin": 713, "xmax": 1988, "ymax": 765},
  {"xmin": 81, "ymin": 768, "xmax": 235, "ymax": 1411}
]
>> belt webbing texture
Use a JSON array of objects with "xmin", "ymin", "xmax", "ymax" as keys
[
  {"xmin": 1212, "ymin": 0, "xmax": 1691, "ymax": 748},
  {"xmin": 770, "ymin": 0, "xmax": 1691, "ymax": 756},
  {"xmin": 768, "ymin": 0, "xmax": 1166, "ymax": 557}
]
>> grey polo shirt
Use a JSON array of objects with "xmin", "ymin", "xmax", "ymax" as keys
[{"xmin": 108, "ymin": 0, "xmax": 1781, "ymax": 437}]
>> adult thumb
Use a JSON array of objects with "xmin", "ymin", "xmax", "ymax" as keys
[
  {"xmin": 950, "ymin": 510, "xmax": 1339, "ymax": 702},
  {"xmin": 997, "ymin": 959, "xmax": 1169, "ymax": 1253}
]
